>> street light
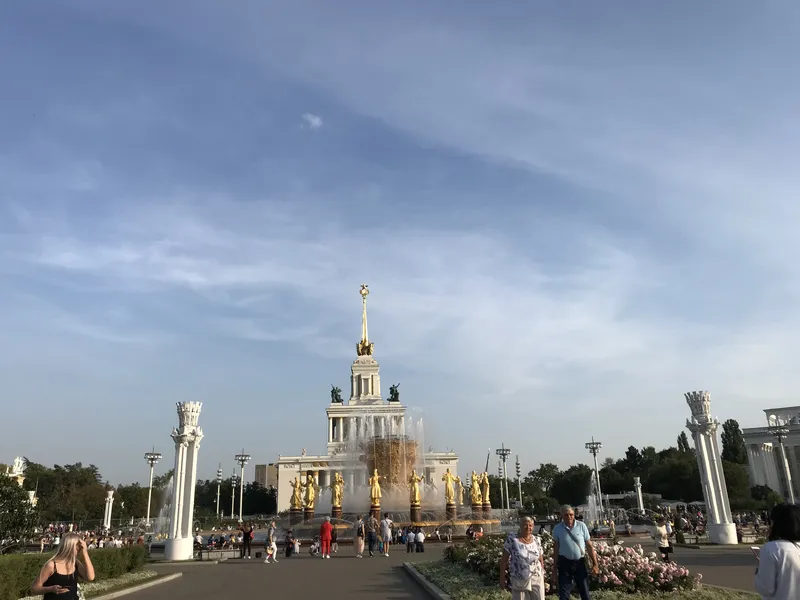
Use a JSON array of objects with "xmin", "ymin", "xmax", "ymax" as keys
[
  {"xmin": 585, "ymin": 437, "xmax": 604, "ymax": 521},
  {"xmin": 143, "ymin": 449, "xmax": 162, "ymax": 527},
  {"xmin": 516, "ymin": 455, "xmax": 523, "ymax": 509},
  {"xmin": 230, "ymin": 471, "xmax": 239, "ymax": 520},
  {"xmin": 497, "ymin": 458, "xmax": 505, "ymax": 510},
  {"xmin": 769, "ymin": 422, "xmax": 796, "ymax": 504},
  {"xmin": 215, "ymin": 464, "xmax": 223, "ymax": 519},
  {"xmin": 235, "ymin": 450, "xmax": 251, "ymax": 520},
  {"xmin": 496, "ymin": 444, "xmax": 512, "ymax": 511}
]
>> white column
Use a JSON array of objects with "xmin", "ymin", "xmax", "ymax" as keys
[
  {"xmin": 328, "ymin": 417, "xmax": 333, "ymax": 443},
  {"xmin": 778, "ymin": 442, "xmax": 797, "ymax": 504},
  {"xmin": 173, "ymin": 442, "xmax": 188, "ymax": 539},
  {"xmin": 338, "ymin": 418, "xmax": 344, "ymax": 442},
  {"xmin": 169, "ymin": 441, "xmax": 184, "ymax": 539},
  {"xmin": 103, "ymin": 491, "xmax": 114, "ymax": 530},
  {"xmin": 347, "ymin": 469, "xmax": 355, "ymax": 492},
  {"xmin": 633, "ymin": 477, "xmax": 644, "ymax": 513},
  {"xmin": 709, "ymin": 429, "xmax": 732, "ymax": 523},
  {"xmin": 181, "ymin": 438, "xmax": 201, "ymax": 538}
]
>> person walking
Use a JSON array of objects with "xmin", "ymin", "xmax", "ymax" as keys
[
  {"xmin": 319, "ymin": 516, "xmax": 333, "ymax": 559},
  {"xmin": 30, "ymin": 533, "xmax": 96, "ymax": 600},
  {"xmin": 551, "ymin": 505, "xmax": 599, "ymax": 600},
  {"xmin": 754, "ymin": 503, "xmax": 800, "ymax": 600},
  {"xmin": 354, "ymin": 516, "xmax": 365, "ymax": 558},
  {"xmin": 380, "ymin": 513, "xmax": 394, "ymax": 557},
  {"xmin": 366, "ymin": 514, "xmax": 379, "ymax": 557},
  {"xmin": 652, "ymin": 517, "xmax": 673, "ymax": 562},
  {"xmin": 240, "ymin": 522, "xmax": 253, "ymax": 559},
  {"xmin": 500, "ymin": 516, "xmax": 545, "ymax": 600},
  {"xmin": 263, "ymin": 521, "xmax": 278, "ymax": 564},
  {"xmin": 331, "ymin": 522, "xmax": 339, "ymax": 554}
]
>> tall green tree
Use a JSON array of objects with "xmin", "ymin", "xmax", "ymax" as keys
[
  {"xmin": 550, "ymin": 464, "xmax": 592, "ymax": 507},
  {"xmin": 721, "ymin": 419, "xmax": 748, "ymax": 464},
  {"xmin": 525, "ymin": 463, "xmax": 560, "ymax": 497},
  {"xmin": 623, "ymin": 446, "xmax": 644, "ymax": 473},
  {"xmin": 0, "ymin": 476, "xmax": 36, "ymax": 552}
]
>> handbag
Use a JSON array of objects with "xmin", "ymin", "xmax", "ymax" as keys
[{"xmin": 563, "ymin": 524, "xmax": 594, "ymax": 573}]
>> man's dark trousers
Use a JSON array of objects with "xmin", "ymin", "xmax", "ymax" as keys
[
  {"xmin": 557, "ymin": 555, "xmax": 590, "ymax": 600},
  {"xmin": 367, "ymin": 531, "xmax": 377, "ymax": 556}
]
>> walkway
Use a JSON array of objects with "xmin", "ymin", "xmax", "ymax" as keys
[{"xmin": 140, "ymin": 546, "xmax": 446, "ymax": 600}]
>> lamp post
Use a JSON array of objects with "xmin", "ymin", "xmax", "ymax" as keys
[
  {"xmin": 497, "ymin": 459, "xmax": 505, "ymax": 510},
  {"xmin": 516, "ymin": 455, "xmax": 523, "ymax": 509},
  {"xmin": 234, "ymin": 451, "xmax": 251, "ymax": 521},
  {"xmin": 230, "ymin": 471, "xmax": 238, "ymax": 520},
  {"xmin": 769, "ymin": 422, "xmax": 796, "ymax": 504},
  {"xmin": 585, "ymin": 437, "xmax": 604, "ymax": 521},
  {"xmin": 215, "ymin": 465, "xmax": 223, "ymax": 519},
  {"xmin": 496, "ymin": 444, "xmax": 512, "ymax": 511},
  {"xmin": 143, "ymin": 449, "xmax": 162, "ymax": 528}
]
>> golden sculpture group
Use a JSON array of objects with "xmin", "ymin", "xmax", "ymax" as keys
[{"xmin": 290, "ymin": 467, "xmax": 490, "ymax": 511}]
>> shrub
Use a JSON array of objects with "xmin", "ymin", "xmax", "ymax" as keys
[
  {"xmin": 444, "ymin": 532, "xmax": 700, "ymax": 594},
  {"xmin": 0, "ymin": 546, "xmax": 146, "ymax": 600}
]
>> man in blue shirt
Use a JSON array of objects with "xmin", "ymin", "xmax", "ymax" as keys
[{"xmin": 551, "ymin": 505, "xmax": 599, "ymax": 600}]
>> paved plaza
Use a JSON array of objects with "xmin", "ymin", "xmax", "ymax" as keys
[{"xmin": 133, "ymin": 543, "xmax": 758, "ymax": 600}]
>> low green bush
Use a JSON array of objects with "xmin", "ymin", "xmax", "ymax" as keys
[{"xmin": 0, "ymin": 546, "xmax": 146, "ymax": 600}]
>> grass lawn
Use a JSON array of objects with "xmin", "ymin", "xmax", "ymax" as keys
[{"xmin": 412, "ymin": 560, "xmax": 758, "ymax": 600}]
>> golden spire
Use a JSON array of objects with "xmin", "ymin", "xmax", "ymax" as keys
[{"xmin": 356, "ymin": 284, "xmax": 374, "ymax": 356}]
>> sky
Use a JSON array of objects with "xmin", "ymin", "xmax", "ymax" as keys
[{"xmin": 1, "ymin": 1, "xmax": 799, "ymax": 487}]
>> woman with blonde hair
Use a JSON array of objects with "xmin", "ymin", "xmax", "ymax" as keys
[
  {"xmin": 30, "ymin": 532, "xmax": 95, "ymax": 599},
  {"xmin": 500, "ymin": 516, "xmax": 545, "ymax": 599}
]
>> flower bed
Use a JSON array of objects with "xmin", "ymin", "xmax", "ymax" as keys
[
  {"xmin": 443, "ymin": 533, "xmax": 699, "ymax": 594},
  {"xmin": 0, "ymin": 546, "xmax": 147, "ymax": 600},
  {"xmin": 414, "ymin": 560, "xmax": 757, "ymax": 600}
]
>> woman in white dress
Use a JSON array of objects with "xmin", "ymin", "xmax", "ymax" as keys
[
  {"xmin": 500, "ymin": 516, "xmax": 545, "ymax": 600},
  {"xmin": 754, "ymin": 503, "xmax": 800, "ymax": 600}
]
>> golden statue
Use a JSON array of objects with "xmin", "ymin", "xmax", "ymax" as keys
[
  {"xmin": 302, "ymin": 473, "xmax": 319, "ymax": 510},
  {"xmin": 454, "ymin": 475, "xmax": 464, "ymax": 506},
  {"xmin": 442, "ymin": 468, "xmax": 457, "ymax": 505},
  {"xmin": 408, "ymin": 469, "xmax": 423, "ymax": 505},
  {"xmin": 368, "ymin": 468, "xmax": 382, "ymax": 504},
  {"xmin": 290, "ymin": 477, "xmax": 303, "ymax": 510},
  {"xmin": 470, "ymin": 471, "xmax": 482, "ymax": 505},
  {"xmin": 330, "ymin": 472, "xmax": 345, "ymax": 507},
  {"xmin": 480, "ymin": 471, "xmax": 491, "ymax": 506}
]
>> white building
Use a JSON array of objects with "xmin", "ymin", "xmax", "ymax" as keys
[
  {"xmin": 274, "ymin": 285, "xmax": 458, "ymax": 513},
  {"xmin": 743, "ymin": 406, "xmax": 800, "ymax": 502}
]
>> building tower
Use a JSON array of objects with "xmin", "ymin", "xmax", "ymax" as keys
[
  {"xmin": 164, "ymin": 402, "xmax": 204, "ymax": 560},
  {"xmin": 685, "ymin": 391, "xmax": 737, "ymax": 544},
  {"xmin": 350, "ymin": 284, "xmax": 382, "ymax": 405}
]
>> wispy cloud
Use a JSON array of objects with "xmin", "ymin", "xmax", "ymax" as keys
[{"xmin": 301, "ymin": 112, "xmax": 323, "ymax": 129}]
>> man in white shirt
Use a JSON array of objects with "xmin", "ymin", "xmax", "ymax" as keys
[
  {"xmin": 415, "ymin": 529, "xmax": 425, "ymax": 553},
  {"xmin": 380, "ymin": 513, "xmax": 394, "ymax": 557}
]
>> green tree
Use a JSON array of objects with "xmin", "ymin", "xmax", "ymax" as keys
[
  {"xmin": 598, "ymin": 467, "xmax": 633, "ymax": 495},
  {"xmin": 0, "ymin": 476, "xmax": 36, "ymax": 552},
  {"xmin": 524, "ymin": 463, "xmax": 561, "ymax": 497},
  {"xmin": 722, "ymin": 460, "xmax": 751, "ymax": 507},
  {"xmin": 721, "ymin": 419, "xmax": 748, "ymax": 464},
  {"xmin": 751, "ymin": 485, "xmax": 783, "ymax": 508},
  {"xmin": 115, "ymin": 484, "xmax": 149, "ymax": 520},
  {"xmin": 645, "ymin": 457, "xmax": 702, "ymax": 502},
  {"xmin": 550, "ymin": 464, "xmax": 592, "ymax": 507},
  {"xmin": 623, "ymin": 446, "xmax": 644, "ymax": 473}
]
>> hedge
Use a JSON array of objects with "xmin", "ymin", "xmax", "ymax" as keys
[{"xmin": 0, "ymin": 545, "xmax": 146, "ymax": 600}]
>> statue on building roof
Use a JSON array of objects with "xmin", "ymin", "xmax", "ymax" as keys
[
  {"xmin": 388, "ymin": 384, "xmax": 400, "ymax": 403},
  {"xmin": 330, "ymin": 385, "xmax": 343, "ymax": 403}
]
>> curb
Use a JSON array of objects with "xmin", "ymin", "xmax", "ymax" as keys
[
  {"xmin": 403, "ymin": 563, "xmax": 451, "ymax": 600},
  {"xmin": 149, "ymin": 560, "xmax": 219, "ymax": 565},
  {"xmin": 95, "ymin": 573, "xmax": 182, "ymax": 600}
]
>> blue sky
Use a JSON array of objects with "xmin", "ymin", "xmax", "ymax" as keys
[{"xmin": 2, "ymin": 1, "xmax": 799, "ymax": 486}]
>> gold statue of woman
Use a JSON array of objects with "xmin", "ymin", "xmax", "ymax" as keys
[
  {"xmin": 442, "ymin": 468, "xmax": 457, "ymax": 504},
  {"xmin": 330, "ymin": 472, "xmax": 345, "ymax": 507},
  {"xmin": 469, "ymin": 471, "xmax": 482, "ymax": 504},
  {"xmin": 408, "ymin": 469, "xmax": 423, "ymax": 505},
  {"xmin": 290, "ymin": 477, "xmax": 303, "ymax": 509},
  {"xmin": 455, "ymin": 475, "xmax": 464, "ymax": 506},
  {"xmin": 302, "ymin": 473, "xmax": 319, "ymax": 509},
  {"xmin": 480, "ymin": 471, "xmax": 491, "ymax": 506},
  {"xmin": 368, "ymin": 469, "xmax": 382, "ymax": 504}
]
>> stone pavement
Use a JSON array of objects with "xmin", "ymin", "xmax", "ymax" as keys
[
  {"xmin": 141, "ymin": 545, "xmax": 447, "ymax": 600},
  {"xmin": 134, "ymin": 543, "xmax": 758, "ymax": 599}
]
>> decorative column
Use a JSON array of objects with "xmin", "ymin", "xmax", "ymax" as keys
[
  {"xmin": 144, "ymin": 450, "xmax": 161, "ymax": 529},
  {"xmin": 633, "ymin": 477, "xmax": 644, "ymax": 514},
  {"xmin": 769, "ymin": 424, "xmax": 797, "ymax": 504},
  {"xmin": 103, "ymin": 490, "xmax": 114, "ymax": 530},
  {"xmin": 165, "ymin": 401, "xmax": 204, "ymax": 561},
  {"xmin": 685, "ymin": 391, "xmax": 737, "ymax": 544}
]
